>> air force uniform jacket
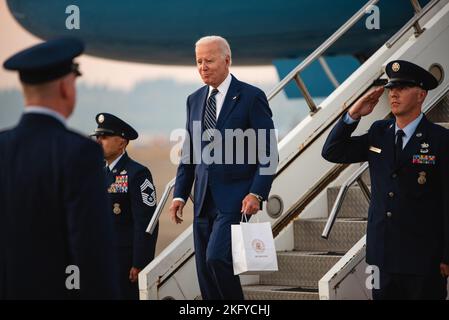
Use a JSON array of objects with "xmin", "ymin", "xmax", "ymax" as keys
[{"xmin": 322, "ymin": 114, "xmax": 449, "ymax": 275}]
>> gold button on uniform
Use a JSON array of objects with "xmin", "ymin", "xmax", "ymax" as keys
[
  {"xmin": 386, "ymin": 211, "xmax": 392, "ymax": 218},
  {"xmin": 388, "ymin": 192, "xmax": 394, "ymax": 198}
]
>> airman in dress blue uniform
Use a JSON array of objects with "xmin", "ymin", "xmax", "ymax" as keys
[
  {"xmin": 92, "ymin": 113, "xmax": 158, "ymax": 300},
  {"xmin": 0, "ymin": 38, "xmax": 119, "ymax": 299},
  {"xmin": 322, "ymin": 60, "xmax": 449, "ymax": 299}
]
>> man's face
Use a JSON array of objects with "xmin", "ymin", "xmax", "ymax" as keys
[
  {"xmin": 388, "ymin": 85, "xmax": 426, "ymax": 117},
  {"xmin": 195, "ymin": 41, "xmax": 230, "ymax": 88},
  {"xmin": 96, "ymin": 135, "xmax": 126, "ymax": 160}
]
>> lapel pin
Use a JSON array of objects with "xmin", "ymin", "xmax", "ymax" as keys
[
  {"xmin": 416, "ymin": 132, "xmax": 422, "ymax": 138},
  {"xmin": 113, "ymin": 169, "xmax": 117, "ymax": 174}
]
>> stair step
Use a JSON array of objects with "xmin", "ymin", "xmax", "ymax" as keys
[
  {"xmin": 327, "ymin": 186, "xmax": 369, "ymax": 218},
  {"xmin": 294, "ymin": 219, "xmax": 366, "ymax": 252},
  {"xmin": 243, "ymin": 285, "xmax": 319, "ymax": 300},
  {"xmin": 436, "ymin": 122, "xmax": 449, "ymax": 129},
  {"xmin": 260, "ymin": 251, "xmax": 341, "ymax": 287}
]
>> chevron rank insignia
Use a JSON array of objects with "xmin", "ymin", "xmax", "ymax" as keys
[{"xmin": 140, "ymin": 179, "xmax": 156, "ymax": 207}]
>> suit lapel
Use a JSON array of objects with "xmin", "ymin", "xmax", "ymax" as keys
[
  {"xmin": 112, "ymin": 152, "xmax": 130, "ymax": 175},
  {"xmin": 106, "ymin": 153, "xmax": 129, "ymax": 185},
  {"xmin": 216, "ymin": 75, "xmax": 240, "ymax": 130},
  {"xmin": 396, "ymin": 116, "xmax": 428, "ymax": 170},
  {"xmin": 198, "ymin": 85, "xmax": 209, "ymax": 130}
]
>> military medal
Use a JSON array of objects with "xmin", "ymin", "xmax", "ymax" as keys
[
  {"xmin": 113, "ymin": 203, "xmax": 121, "ymax": 215},
  {"xmin": 417, "ymin": 171, "xmax": 426, "ymax": 185}
]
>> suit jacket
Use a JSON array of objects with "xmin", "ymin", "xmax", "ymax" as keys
[
  {"xmin": 174, "ymin": 75, "xmax": 277, "ymax": 216},
  {"xmin": 0, "ymin": 113, "xmax": 118, "ymax": 299},
  {"xmin": 105, "ymin": 152, "xmax": 158, "ymax": 269},
  {"xmin": 322, "ymin": 114, "xmax": 449, "ymax": 275}
]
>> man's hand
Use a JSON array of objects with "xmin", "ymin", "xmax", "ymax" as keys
[
  {"xmin": 440, "ymin": 263, "xmax": 449, "ymax": 277},
  {"xmin": 348, "ymin": 86, "xmax": 384, "ymax": 120},
  {"xmin": 169, "ymin": 200, "xmax": 185, "ymax": 224},
  {"xmin": 129, "ymin": 267, "xmax": 141, "ymax": 283},
  {"xmin": 241, "ymin": 194, "xmax": 261, "ymax": 215}
]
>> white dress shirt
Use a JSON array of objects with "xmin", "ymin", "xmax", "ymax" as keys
[
  {"xmin": 207, "ymin": 72, "xmax": 232, "ymax": 119},
  {"xmin": 108, "ymin": 152, "xmax": 125, "ymax": 172},
  {"xmin": 173, "ymin": 73, "xmax": 233, "ymax": 204}
]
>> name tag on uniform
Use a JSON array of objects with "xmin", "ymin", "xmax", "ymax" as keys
[{"xmin": 369, "ymin": 146, "xmax": 382, "ymax": 154}]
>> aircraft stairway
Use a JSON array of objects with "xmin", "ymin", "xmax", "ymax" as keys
[{"xmin": 139, "ymin": 0, "xmax": 449, "ymax": 300}]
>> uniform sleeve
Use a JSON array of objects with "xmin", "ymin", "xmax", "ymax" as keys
[
  {"xmin": 441, "ymin": 131, "xmax": 449, "ymax": 264},
  {"xmin": 129, "ymin": 167, "xmax": 158, "ymax": 269},
  {"xmin": 248, "ymin": 89, "xmax": 278, "ymax": 200},
  {"xmin": 322, "ymin": 113, "xmax": 370, "ymax": 164},
  {"xmin": 64, "ymin": 140, "xmax": 119, "ymax": 299},
  {"xmin": 173, "ymin": 97, "xmax": 196, "ymax": 201}
]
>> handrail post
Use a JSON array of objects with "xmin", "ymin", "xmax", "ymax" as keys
[
  {"xmin": 267, "ymin": 0, "xmax": 380, "ymax": 102},
  {"xmin": 318, "ymin": 56, "xmax": 340, "ymax": 89},
  {"xmin": 322, "ymin": 163, "xmax": 370, "ymax": 238},
  {"xmin": 293, "ymin": 74, "xmax": 318, "ymax": 113},
  {"xmin": 410, "ymin": 0, "xmax": 425, "ymax": 35},
  {"xmin": 146, "ymin": 177, "xmax": 176, "ymax": 234}
]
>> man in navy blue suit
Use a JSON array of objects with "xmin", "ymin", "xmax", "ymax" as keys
[
  {"xmin": 0, "ymin": 38, "xmax": 118, "ymax": 299},
  {"xmin": 92, "ymin": 113, "xmax": 158, "ymax": 299},
  {"xmin": 322, "ymin": 60, "xmax": 449, "ymax": 299},
  {"xmin": 169, "ymin": 36, "xmax": 278, "ymax": 300}
]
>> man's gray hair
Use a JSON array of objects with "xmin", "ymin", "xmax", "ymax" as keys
[{"xmin": 195, "ymin": 36, "xmax": 232, "ymax": 65}]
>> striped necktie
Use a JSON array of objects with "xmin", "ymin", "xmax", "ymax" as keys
[{"xmin": 203, "ymin": 88, "xmax": 219, "ymax": 141}]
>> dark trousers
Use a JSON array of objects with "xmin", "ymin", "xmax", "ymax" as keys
[
  {"xmin": 193, "ymin": 191, "xmax": 244, "ymax": 300},
  {"xmin": 117, "ymin": 248, "xmax": 139, "ymax": 300},
  {"xmin": 372, "ymin": 271, "xmax": 448, "ymax": 300}
]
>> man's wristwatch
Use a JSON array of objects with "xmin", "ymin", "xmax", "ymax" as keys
[{"xmin": 250, "ymin": 193, "xmax": 264, "ymax": 202}]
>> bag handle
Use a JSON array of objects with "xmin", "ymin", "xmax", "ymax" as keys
[{"xmin": 240, "ymin": 214, "xmax": 260, "ymax": 223}]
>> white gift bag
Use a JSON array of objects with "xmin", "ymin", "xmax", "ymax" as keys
[{"xmin": 231, "ymin": 217, "xmax": 278, "ymax": 275}]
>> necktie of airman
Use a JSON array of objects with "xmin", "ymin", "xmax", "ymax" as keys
[
  {"xmin": 395, "ymin": 129, "xmax": 405, "ymax": 164},
  {"xmin": 203, "ymin": 88, "xmax": 219, "ymax": 141}
]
